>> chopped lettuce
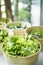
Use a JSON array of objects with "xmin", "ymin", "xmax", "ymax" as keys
[
  {"xmin": 3, "ymin": 35, "xmax": 40, "ymax": 57},
  {"xmin": 28, "ymin": 29, "xmax": 43, "ymax": 38},
  {"xmin": 0, "ymin": 29, "xmax": 8, "ymax": 43},
  {"xmin": 0, "ymin": 21, "xmax": 7, "ymax": 25},
  {"xmin": 7, "ymin": 23, "xmax": 27, "ymax": 29}
]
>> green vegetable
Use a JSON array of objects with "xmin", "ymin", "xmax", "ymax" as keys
[
  {"xmin": 7, "ymin": 23, "xmax": 27, "ymax": 29},
  {"xmin": 7, "ymin": 23, "xmax": 21, "ymax": 29},
  {"xmin": 28, "ymin": 29, "xmax": 43, "ymax": 38},
  {"xmin": 3, "ymin": 35, "xmax": 40, "ymax": 57},
  {"xmin": 0, "ymin": 21, "xmax": 7, "ymax": 25},
  {"xmin": 0, "ymin": 29, "xmax": 8, "ymax": 43}
]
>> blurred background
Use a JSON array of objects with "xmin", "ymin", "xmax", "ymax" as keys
[{"xmin": 0, "ymin": 0, "xmax": 43, "ymax": 26}]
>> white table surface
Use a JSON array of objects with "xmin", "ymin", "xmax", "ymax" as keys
[{"xmin": 0, "ymin": 52, "xmax": 43, "ymax": 65}]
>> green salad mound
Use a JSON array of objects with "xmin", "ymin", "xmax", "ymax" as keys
[
  {"xmin": 0, "ymin": 21, "xmax": 7, "ymax": 25},
  {"xmin": 0, "ymin": 29, "xmax": 8, "ymax": 43},
  {"xmin": 7, "ymin": 23, "xmax": 26, "ymax": 29},
  {"xmin": 3, "ymin": 35, "xmax": 40, "ymax": 57},
  {"xmin": 30, "ymin": 29, "xmax": 43, "ymax": 38}
]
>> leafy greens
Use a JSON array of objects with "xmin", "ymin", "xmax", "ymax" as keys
[{"xmin": 3, "ymin": 35, "xmax": 40, "ymax": 57}]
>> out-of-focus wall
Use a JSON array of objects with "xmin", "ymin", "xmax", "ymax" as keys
[{"xmin": 40, "ymin": 0, "xmax": 43, "ymax": 25}]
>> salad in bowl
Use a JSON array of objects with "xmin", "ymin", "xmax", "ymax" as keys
[
  {"xmin": 0, "ymin": 29, "xmax": 8, "ymax": 54},
  {"xmin": 2, "ymin": 35, "xmax": 41, "ymax": 65}
]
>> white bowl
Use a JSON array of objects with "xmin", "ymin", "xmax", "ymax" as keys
[{"xmin": 6, "ymin": 21, "xmax": 30, "ymax": 36}]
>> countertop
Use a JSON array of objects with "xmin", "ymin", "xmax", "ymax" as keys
[{"xmin": 0, "ymin": 52, "xmax": 43, "ymax": 65}]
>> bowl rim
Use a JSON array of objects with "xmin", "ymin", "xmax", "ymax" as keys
[
  {"xmin": 0, "ymin": 28, "xmax": 8, "ymax": 32},
  {"xmin": 35, "ymin": 37, "xmax": 43, "ymax": 40},
  {"xmin": 6, "ymin": 21, "xmax": 29, "ymax": 29},
  {"xmin": 27, "ymin": 26, "xmax": 43, "ymax": 28},
  {"xmin": 26, "ymin": 26, "xmax": 43, "ymax": 31}
]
